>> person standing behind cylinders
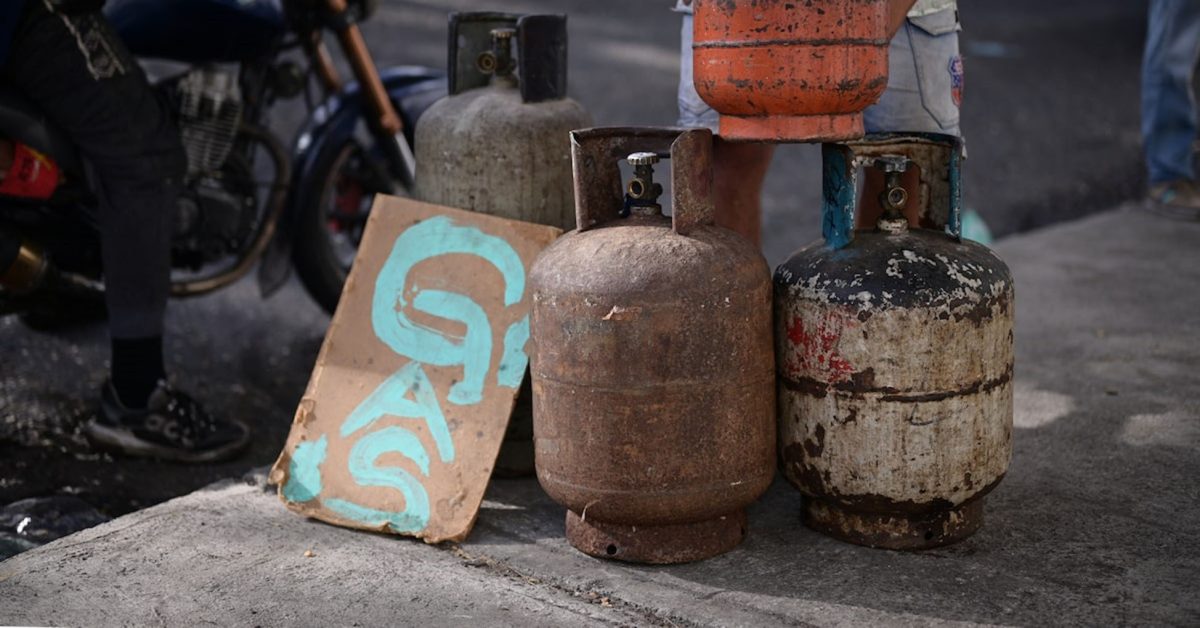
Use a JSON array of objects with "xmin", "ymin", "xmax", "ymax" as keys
[
  {"xmin": 673, "ymin": 0, "xmax": 964, "ymax": 244},
  {"xmin": 1142, "ymin": 0, "xmax": 1200, "ymax": 219}
]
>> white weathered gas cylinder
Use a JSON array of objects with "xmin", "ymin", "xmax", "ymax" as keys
[{"xmin": 775, "ymin": 137, "xmax": 1014, "ymax": 549}]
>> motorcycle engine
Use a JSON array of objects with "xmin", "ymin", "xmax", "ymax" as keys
[
  {"xmin": 169, "ymin": 68, "xmax": 257, "ymax": 269},
  {"xmin": 173, "ymin": 168, "xmax": 256, "ymax": 269},
  {"xmin": 178, "ymin": 67, "xmax": 241, "ymax": 178}
]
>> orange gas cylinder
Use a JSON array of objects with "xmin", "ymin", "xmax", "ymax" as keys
[{"xmin": 692, "ymin": 0, "xmax": 890, "ymax": 142}]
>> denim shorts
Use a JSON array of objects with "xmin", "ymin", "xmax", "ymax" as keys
[{"xmin": 678, "ymin": 10, "xmax": 963, "ymax": 137}]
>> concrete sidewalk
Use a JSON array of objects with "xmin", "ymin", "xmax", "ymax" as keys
[{"xmin": 2, "ymin": 206, "xmax": 1198, "ymax": 626}]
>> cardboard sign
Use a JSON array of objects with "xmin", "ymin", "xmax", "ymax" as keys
[{"xmin": 270, "ymin": 196, "xmax": 561, "ymax": 543}]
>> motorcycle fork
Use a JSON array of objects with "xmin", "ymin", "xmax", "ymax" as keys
[
  {"xmin": 321, "ymin": 0, "xmax": 416, "ymax": 189},
  {"xmin": 307, "ymin": 31, "xmax": 343, "ymax": 96}
]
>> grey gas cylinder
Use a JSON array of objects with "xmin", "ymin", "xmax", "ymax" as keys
[
  {"xmin": 414, "ymin": 12, "xmax": 592, "ymax": 477},
  {"xmin": 415, "ymin": 12, "xmax": 592, "ymax": 231}
]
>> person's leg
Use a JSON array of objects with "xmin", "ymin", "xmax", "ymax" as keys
[
  {"xmin": 1143, "ymin": 0, "xmax": 1200, "ymax": 185},
  {"xmin": 860, "ymin": 10, "xmax": 961, "ymax": 229},
  {"xmin": 3, "ymin": 2, "xmax": 247, "ymax": 461},
  {"xmin": 678, "ymin": 13, "xmax": 774, "ymax": 246},
  {"xmin": 712, "ymin": 139, "xmax": 774, "ymax": 246},
  {"xmin": 1142, "ymin": 0, "xmax": 1200, "ymax": 212},
  {"xmin": 2, "ymin": 1, "xmax": 184, "ymax": 406}
]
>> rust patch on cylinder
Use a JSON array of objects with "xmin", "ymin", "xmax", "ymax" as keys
[
  {"xmin": 878, "ymin": 366, "xmax": 1013, "ymax": 403},
  {"xmin": 802, "ymin": 423, "xmax": 826, "ymax": 458},
  {"xmin": 781, "ymin": 375, "xmax": 829, "ymax": 398},
  {"xmin": 565, "ymin": 508, "xmax": 747, "ymax": 564},
  {"xmin": 803, "ymin": 496, "xmax": 984, "ymax": 550},
  {"xmin": 782, "ymin": 364, "xmax": 1013, "ymax": 402},
  {"xmin": 849, "ymin": 367, "xmax": 876, "ymax": 389},
  {"xmin": 784, "ymin": 437, "xmax": 1008, "ymax": 517}
]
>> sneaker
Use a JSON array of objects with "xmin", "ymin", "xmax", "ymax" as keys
[
  {"xmin": 84, "ymin": 380, "xmax": 250, "ymax": 463},
  {"xmin": 1146, "ymin": 179, "xmax": 1200, "ymax": 221}
]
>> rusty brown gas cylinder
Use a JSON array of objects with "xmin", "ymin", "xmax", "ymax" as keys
[
  {"xmin": 692, "ymin": 0, "xmax": 890, "ymax": 142},
  {"xmin": 529, "ymin": 127, "xmax": 776, "ymax": 564},
  {"xmin": 415, "ymin": 13, "xmax": 592, "ymax": 477},
  {"xmin": 776, "ymin": 138, "xmax": 1014, "ymax": 550}
]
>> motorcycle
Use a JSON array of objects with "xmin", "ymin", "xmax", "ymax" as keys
[{"xmin": 0, "ymin": 0, "xmax": 445, "ymax": 320}]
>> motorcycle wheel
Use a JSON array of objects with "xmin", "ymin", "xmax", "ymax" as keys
[{"xmin": 292, "ymin": 138, "xmax": 402, "ymax": 315}]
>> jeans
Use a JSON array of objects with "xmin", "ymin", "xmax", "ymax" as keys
[
  {"xmin": 676, "ymin": 14, "xmax": 719, "ymax": 132},
  {"xmin": 1142, "ymin": 0, "xmax": 1200, "ymax": 184},
  {"xmin": 864, "ymin": 8, "xmax": 961, "ymax": 136},
  {"xmin": 2, "ymin": 0, "xmax": 186, "ymax": 338}
]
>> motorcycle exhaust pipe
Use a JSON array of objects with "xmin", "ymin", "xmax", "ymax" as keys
[{"xmin": 0, "ymin": 232, "xmax": 49, "ymax": 295}]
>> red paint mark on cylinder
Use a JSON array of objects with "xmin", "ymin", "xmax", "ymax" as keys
[{"xmin": 785, "ymin": 313, "xmax": 855, "ymax": 383}]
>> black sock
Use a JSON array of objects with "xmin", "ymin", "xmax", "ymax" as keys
[{"xmin": 111, "ymin": 336, "xmax": 165, "ymax": 408}]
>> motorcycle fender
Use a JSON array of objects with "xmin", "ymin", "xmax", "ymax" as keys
[
  {"xmin": 257, "ymin": 66, "xmax": 446, "ymax": 297},
  {"xmin": 0, "ymin": 87, "xmax": 87, "ymax": 181}
]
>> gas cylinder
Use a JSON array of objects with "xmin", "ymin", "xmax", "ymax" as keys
[
  {"xmin": 775, "ymin": 136, "xmax": 1014, "ymax": 549},
  {"xmin": 691, "ymin": 0, "xmax": 889, "ymax": 142},
  {"xmin": 415, "ymin": 12, "xmax": 592, "ymax": 476},
  {"xmin": 415, "ymin": 12, "xmax": 592, "ymax": 230},
  {"xmin": 529, "ymin": 127, "xmax": 776, "ymax": 564}
]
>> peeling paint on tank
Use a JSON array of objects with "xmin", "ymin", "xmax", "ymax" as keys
[
  {"xmin": 775, "ymin": 228, "xmax": 1014, "ymax": 549},
  {"xmin": 778, "ymin": 233, "xmax": 1012, "ymax": 326}
]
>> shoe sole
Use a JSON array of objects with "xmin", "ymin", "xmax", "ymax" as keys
[{"xmin": 84, "ymin": 420, "xmax": 251, "ymax": 464}]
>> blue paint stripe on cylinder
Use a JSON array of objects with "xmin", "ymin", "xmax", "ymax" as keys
[{"xmin": 821, "ymin": 143, "xmax": 857, "ymax": 250}]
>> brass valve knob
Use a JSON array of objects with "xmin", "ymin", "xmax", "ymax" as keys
[
  {"xmin": 874, "ymin": 154, "xmax": 910, "ymax": 233},
  {"xmin": 624, "ymin": 152, "xmax": 663, "ymax": 212},
  {"xmin": 626, "ymin": 152, "xmax": 659, "ymax": 166},
  {"xmin": 873, "ymin": 154, "xmax": 909, "ymax": 174},
  {"xmin": 478, "ymin": 28, "xmax": 517, "ymax": 76}
]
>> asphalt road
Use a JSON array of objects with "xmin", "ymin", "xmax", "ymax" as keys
[{"xmin": 0, "ymin": 1, "xmax": 1152, "ymax": 545}]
